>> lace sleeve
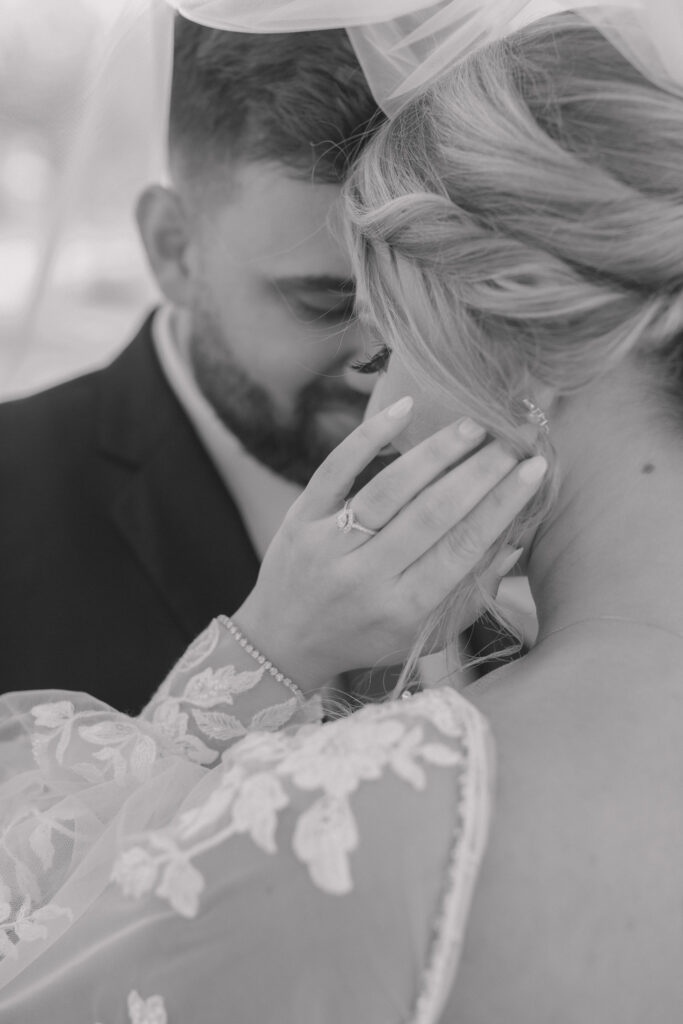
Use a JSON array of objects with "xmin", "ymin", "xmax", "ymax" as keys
[
  {"xmin": 0, "ymin": 686, "xmax": 492, "ymax": 1024},
  {"xmin": 139, "ymin": 617, "xmax": 323, "ymax": 765}
]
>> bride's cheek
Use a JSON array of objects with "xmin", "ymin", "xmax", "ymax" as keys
[
  {"xmin": 363, "ymin": 352, "xmax": 415, "ymax": 415},
  {"xmin": 363, "ymin": 376, "xmax": 395, "ymax": 420}
]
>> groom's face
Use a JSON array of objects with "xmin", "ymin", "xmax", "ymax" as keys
[{"xmin": 186, "ymin": 161, "xmax": 370, "ymax": 484}]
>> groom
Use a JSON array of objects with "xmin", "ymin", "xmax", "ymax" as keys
[{"xmin": 0, "ymin": 17, "xmax": 381, "ymax": 712}]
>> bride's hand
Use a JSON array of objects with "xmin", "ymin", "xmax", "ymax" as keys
[{"xmin": 234, "ymin": 397, "xmax": 547, "ymax": 693}]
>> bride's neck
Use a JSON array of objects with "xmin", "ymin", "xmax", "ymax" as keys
[{"xmin": 528, "ymin": 385, "xmax": 683, "ymax": 643}]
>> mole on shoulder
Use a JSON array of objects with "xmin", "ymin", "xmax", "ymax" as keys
[{"xmin": 641, "ymin": 462, "xmax": 655, "ymax": 474}]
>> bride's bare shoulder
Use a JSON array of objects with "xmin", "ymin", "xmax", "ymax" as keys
[{"xmin": 441, "ymin": 649, "xmax": 683, "ymax": 1023}]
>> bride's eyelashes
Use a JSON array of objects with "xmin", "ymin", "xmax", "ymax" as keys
[{"xmin": 350, "ymin": 344, "xmax": 392, "ymax": 375}]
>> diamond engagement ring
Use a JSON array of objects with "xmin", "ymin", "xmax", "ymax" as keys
[{"xmin": 336, "ymin": 500, "xmax": 378, "ymax": 537}]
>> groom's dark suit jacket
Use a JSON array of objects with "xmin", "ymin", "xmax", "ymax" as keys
[{"xmin": 0, "ymin": 313, "xmax": 260, "ymax": 714}]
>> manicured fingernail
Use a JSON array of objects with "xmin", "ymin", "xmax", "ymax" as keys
[
  {"xmin": 518, "ymin": 455, "xmax": 548, "ymax": 484},
  {"xmin": 386, "ymin": 396, "xmax": 414, "ymax": 419},
  {"xmin": 459, "ymin": 417, "xmax": 486, "ymax": 440},
  {"xmin": 497, "ymin": 547, "xmax": 523, "ymax": 576}
]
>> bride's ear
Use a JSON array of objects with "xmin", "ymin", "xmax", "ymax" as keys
[{"xmin": 135, "ymin": 184, "xmax": 195, "ymax": 308}]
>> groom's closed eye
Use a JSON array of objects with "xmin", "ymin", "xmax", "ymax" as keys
[{"xmin": 272, "ymin": 275, "xmax": 357, "ymax": 326}]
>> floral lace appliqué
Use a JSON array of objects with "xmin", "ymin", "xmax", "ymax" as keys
[
  {"xmin": 0, "ymin": 701, "xmax": 161, "ymax": 965},
  {"xmin": 142, "ymin": 618, "xmax": 324, "ymax": 765},
  {"xmin": 94, "ymin": 989, "xmax": 168, "ymax": 1024},
  {"xmin": 173, "ymin": 619, "xmax": 221, "ymax": 674},
  {"xmin": 0, "ymin": 895, "xmax": 72, "ymax": 963},
  {"xmin": 31, "ymin": 700, "xmax": 159, "ymax": 784},
  {"xmin": 112, "ymin": 690, "xmax": 464, "ymax": 914},
  {"xmin": 126, "ymin": 989, "xmax": 168, "ymax": 1024},
  {"xmin": 147, "ymin": 662, "xmax": 314, "ymax": 765}
]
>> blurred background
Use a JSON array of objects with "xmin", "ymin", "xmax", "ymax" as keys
[{"xmin": 0, "ymin": 0, "xmax": 161, "ymax": 399}]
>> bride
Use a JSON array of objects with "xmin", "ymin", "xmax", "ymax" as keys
[{"xmin": 2, "ymin": 2, "xmax": 683, "ymax": 1022}]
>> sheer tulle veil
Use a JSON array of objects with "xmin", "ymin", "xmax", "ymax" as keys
[
  {"xmin": 170, "ymin": 0, "xmax": 683, "ymax": 112},
  {"xmin": 17, "ymin": 0, "xmax": 683, "ymax": 356}
]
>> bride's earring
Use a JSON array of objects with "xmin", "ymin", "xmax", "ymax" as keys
[{"xmin": 522, "ymin": 398, "xmax": 550, "ymax": 433}]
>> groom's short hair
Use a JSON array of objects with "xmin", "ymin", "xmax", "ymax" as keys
[{"xmin": 169, "ymin": 15, "xmax": 382, "ymax": 184}]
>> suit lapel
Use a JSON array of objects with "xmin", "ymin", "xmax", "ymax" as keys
[{"xmin": 97, "ymin": 314, "xmax": 260, "ymax": 638}]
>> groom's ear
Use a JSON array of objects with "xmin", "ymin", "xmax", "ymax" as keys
[{"xmin": 135, "ymin": 185, "xmax": 195, "ymax": 307}]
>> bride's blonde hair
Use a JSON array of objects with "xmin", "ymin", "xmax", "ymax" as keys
[{"xmin": 344, "ymin": 14, "xmax": 683, "ymax": 687}]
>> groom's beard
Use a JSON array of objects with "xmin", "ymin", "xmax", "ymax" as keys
[{"xmin": 189, "ymin": 314, "xmax": 368, "ymax": 486}]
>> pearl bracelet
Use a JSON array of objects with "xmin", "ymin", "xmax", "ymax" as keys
[{"xmin": 218, "ymin": 615, "xmax": 305, "ymax": 704}]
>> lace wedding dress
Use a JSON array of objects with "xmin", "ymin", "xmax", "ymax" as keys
[{"xmin": 0, "ymin": 618, "xmax": 492, "ymax": 1023}]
